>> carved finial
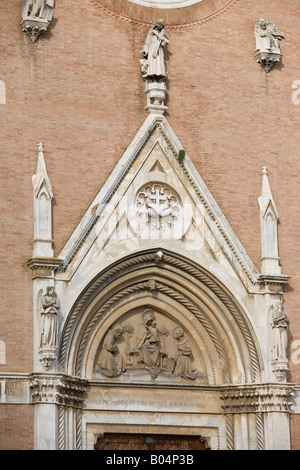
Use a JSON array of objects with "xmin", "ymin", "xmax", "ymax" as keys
[
  {"xmin": 154, "ymin": 251, "xmax": 164, "ymax": 264},
  {"xmin": 38, "ymin": 142, "xmax": 44, "ymax": 152},
  {"xmin": 258, "ymin": 166, "xmax": 280, "ymax": 275}
]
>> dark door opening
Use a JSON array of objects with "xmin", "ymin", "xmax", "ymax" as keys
[{"xmin": 95, "ymin": 433, "xmax": 209, "ymax": 450}]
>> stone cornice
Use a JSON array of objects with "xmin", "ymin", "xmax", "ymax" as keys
[
  {"xmin": 29, "ymin": 373, "xmax": 87, "ymax": 408},
  {"xmin": 26, "ymin": 257, "xmax": 63, "ymax": 270},
  {"xmin": 220, "ymin": 383, "xmax": 295, "ymax": 414}
]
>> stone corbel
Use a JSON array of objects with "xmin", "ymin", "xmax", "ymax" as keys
[{"xmin": 220, "ymin": 384, "xmax": 294, "ymax": 414}]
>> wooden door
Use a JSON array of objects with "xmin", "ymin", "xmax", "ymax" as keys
[{"xmin": 95, "ymin": 433, "xmax": 208, "ymax": 450}]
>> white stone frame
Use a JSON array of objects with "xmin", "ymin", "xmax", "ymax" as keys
[{"xmin": 83, "ymin": 418, "xmax": 221, "ymax": 450}]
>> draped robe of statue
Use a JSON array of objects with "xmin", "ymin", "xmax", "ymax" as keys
[
  {"xmin": 140, "ymin": 23, "xmax": 168, "ymax": 80},
  {"xmin": 136, "ymin": 311, "xmax": 163, "ymax": 378},
  {"xmin": 172, "ymin": 327, "xmax": 204, "ymax": 380},
  {"xmin": 97, "ymin": 327, "xmax": 125, "ymax": 377},
  {"xmin": 41, "ymin": 287, "xmax": 59, "ymax": 348}
]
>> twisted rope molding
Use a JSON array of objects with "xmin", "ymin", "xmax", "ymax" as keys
[
  {"xmin": 76, "ymin": 409, "xmax": 82, "ymax": 450},
  {"xmin": 58, "ymin": 406, "xmax": 65, "ymax": 450},
  {"xmin": 256, "ymin": 413, "xmax": 265, "ymax": 450},
  {"xmin": 225, "ymin": 414, "xmax": 234, "ymax": 450}
]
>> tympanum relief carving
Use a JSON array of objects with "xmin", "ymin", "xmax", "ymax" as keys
[{"xmin": 94, "ymin": 309, "xmax": 207, "ymax": 382}]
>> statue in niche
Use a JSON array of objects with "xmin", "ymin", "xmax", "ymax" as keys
[
  {"xmin": 40, "ymin": 286, "xmax": 59, "ymax": 348},
  {"xmin": 254, "ymin": 19, "xmax": 284, "ymax": 72},
  {"xmin": 140, "ymin": 20, "xmax": 169, "ymax": 81},
  {"xmin": 96, "ymin": 323, "xmax": 125, "ymax": 377},
  {"xmin": 172, "ymin": 327, "xmax": 205, "ymax": 380},
  {"xmin": 270, "ymin": 301, "xmax": 289, "ymax": 361},
  {"xmin": 134, "ymin": 309, "xmax": 166, "ymax": 378}
]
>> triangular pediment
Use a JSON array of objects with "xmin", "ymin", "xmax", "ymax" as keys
[{"xmin": 58, "ymin": 114, "xmax": 260, "ymax": 288}]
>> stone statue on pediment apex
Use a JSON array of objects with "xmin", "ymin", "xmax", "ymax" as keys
[
  {"xmin": 140, "ymin": 20, "xmax": 169, "ymax": 81},
  {"xmin": 140, "ymin": 20, "xmax": 169, "ymax": 114}
]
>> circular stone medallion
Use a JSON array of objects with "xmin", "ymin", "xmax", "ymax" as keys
[{"xmin": 127, "ymin": 0, "xmax": 204, "ymax": 8}]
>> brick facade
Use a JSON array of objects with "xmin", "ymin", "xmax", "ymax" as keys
[{"xmin": 0, "ymin": 0, "xmax": 299, "ymax": 449}]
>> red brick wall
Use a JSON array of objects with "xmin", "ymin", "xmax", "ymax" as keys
[
  {"xmin": 290, "ymin": 414, "xmax": 300, "ymax": 450},
  {"xmin": 0, "ymin": 0, "xmax": 299, "ymax": 448},
  {"xmin": 0, "ymin": 406, "xmax": 34, "ymax": 450}
]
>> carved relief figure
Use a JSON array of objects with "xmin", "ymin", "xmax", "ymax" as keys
[
  {"xmin": 270, "ymin": 302, "xmax": 289, "ymax": 361},
  {"xmin": 135, "ymin": 310, "xmax": 166, "ymax": 378},
  {"xmin": 40, "ymin": 286, "xmax": 59, "ymax": 348},
  {"xmin": 140, "ymin": 20, "xmax": 169, "ymax": 80},
  {"xmin": 172, "ymin": 327, "xmax": 204, "ymax": 380},
  {"xmin": 96, "ymin": 324, "xmax": 125, "ymax": 377}
]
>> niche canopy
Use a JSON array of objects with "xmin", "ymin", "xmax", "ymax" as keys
[{"xmin": 127, "ymin": 0, "xmax": 204, "ymax": 8}]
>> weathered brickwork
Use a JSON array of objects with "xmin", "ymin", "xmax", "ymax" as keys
[{"xmin": 0, "ymin": 0, "xmax": 299, "ymax": 449}]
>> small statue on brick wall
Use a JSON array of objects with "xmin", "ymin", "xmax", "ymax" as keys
[
  {"xmin": 23, "ymin": 0, "xmax": 54, "ymax": 21},
  {"xmin": 270, "ymin": 301, "xmax": 289, "ymax": 361},
  {"xmin": 21, "ymin": 0, "xmax": 55, "ymax": 42},
  {"xmin": 40, "ymin": 286, "xmax": 59, "ymax": 348},
  {"xmin": 254, "ymin": 19, "xmax": 284, "ymax": 72}
]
